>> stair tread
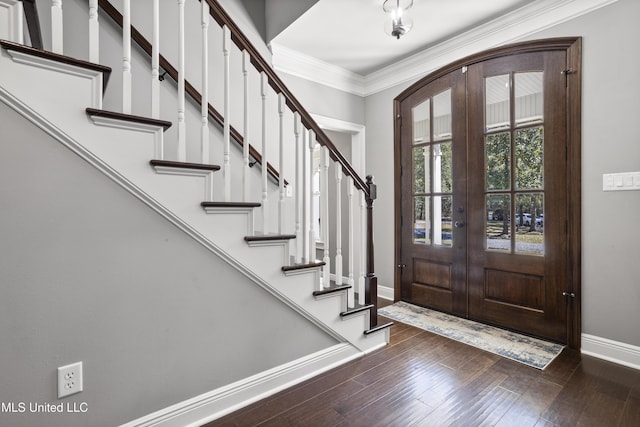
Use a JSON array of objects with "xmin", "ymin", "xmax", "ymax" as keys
[
  {"xmin": 201, "ymin": 201, "xmax": 261, "ymax": 208},
  {"xmin": 312, "ymin": 284, "xmax": 351, "ymax": 297},
  {"xmin": 88, "ymin": 108, "xmax": 172, "ymax": 130},
  {"xmin": 340, "ymin": 304, "xmax": 374, "ymax": 317},
  {"xmin": 282, "ymin": 261, "xmax": 326, "ymax": 272},
  {"xmin": 364, "ymin": 322, "xmax": 394, "ymax": 335},
  {"xmin": 245, "ymin": 234, "xmax": 296, "ymax": 242},
  {"xmin": 0, "ymin": 40, "xmax": 112, "ymax": 86},
  {"xmin": 150, "ymin": 159, "xmax": 220, "ymax": 171}
]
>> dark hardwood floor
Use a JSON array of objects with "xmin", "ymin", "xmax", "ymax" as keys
[{"xmin": 205, "ymin": 300, "xmax": 640, "ymax": 426}]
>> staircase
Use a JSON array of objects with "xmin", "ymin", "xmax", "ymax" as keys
[{"xmin": 0, "ymin": 0, "xmax": 390, "ymax": 424}]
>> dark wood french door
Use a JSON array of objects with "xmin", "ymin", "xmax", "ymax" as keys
[{"xmin": 395, "ymin": 39, "xmax": 581, "ymax": 344}]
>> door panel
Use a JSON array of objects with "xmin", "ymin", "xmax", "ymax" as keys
[
  {"xmin": 399, "ymin": 70, "xmax": 467, "ymax": 317},
  {"xmin": 467, "ymin": 51, "xmax": 568, "ymax": 342},
  {"xmin": 397, "ymin": 44, "xmax": 573, "ymax": 344}
]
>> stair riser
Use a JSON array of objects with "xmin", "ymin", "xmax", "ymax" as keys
[{"xmin": 0, "ymin": 48, "xmax": 103, "ymax": 110}]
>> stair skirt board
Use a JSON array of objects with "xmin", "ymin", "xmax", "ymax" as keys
[
  {"xmin": 0, "ymin": 87, "xmax": 352, "ymax": 343},
  {"xmin": 120, "ymin": 343, "xmax": 363, "ymax": 427}
]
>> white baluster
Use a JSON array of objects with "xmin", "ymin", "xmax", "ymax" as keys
[
  {"xmin": 301, "ymin": 129, "xmax": 309, "ymax": 263},
  {"xmin": 89, "ymin": 0, "xmax": 98, "ymax": 63},
  {"xmin": 122, "ymin": 0, "xmax": 131, "ymax": 114},
  {"xmin": 278, "ymin": 93, "xmax": 286, "ymax": 234},
  {"xmin": 335, "ymin": 163, "xmax": 343, "ymax": 286},
  {"xmin": 51, "ymin": 0, "xmax": 63, "ymax": 54},
  {"xmin": 359, "ymin": 190, "xmax": 366, "ymax": 305},
  {"xmin": 260, "ymin": 72, "xmax": 268, "ymax": 233},
  {"xmin": 200, "ymin": 1, "xmax": 209, "ymax": 164},
  {"xmin": 308, "ymin": 130, "xmax": 317, "ymax": 267},
  {"xmin": 347, "ymin": 177, "xmax": 355, "ymax": 307},
  {"xmin": 176, "ymin": 0, "xmax": 186, "ymax": 160},
  {"xmin": 13, "ymin": 1, "xmax": 24, "ymax": 44},
  {"xmin": 151, "ymin": 0, "xmax": 160, "ymax": 120},
  {"xmin": 242, "ymin": 50, "xmax": 250, "ymax": 202},
  {"xmin": 294, "ymin": 113, "xmax": 302, "ymax": 263},
  {"xmin": 223, "ymin": 26, "xmax": 231, "ymax": 200},
  {"xmin": 321, "ymin": 146, "xmax": 330, "ymax": 288}
]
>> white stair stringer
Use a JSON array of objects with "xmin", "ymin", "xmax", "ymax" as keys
[{"xmin": 0, "ymin": 44, "xmax": 390, "ymax": 354}]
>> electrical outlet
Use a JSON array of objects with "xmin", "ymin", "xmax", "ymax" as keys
[{"xmin": 57, "ymin": 362, "xmax": 83, "ymax": 398}]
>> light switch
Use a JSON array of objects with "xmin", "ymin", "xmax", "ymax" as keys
[
  {"xmin": 614, "ymin": 176, "xmax": 623, "ymax": 187},
  {"xmin": 603, "ymin": 172, "xmax": 640, "ymax": 191}
]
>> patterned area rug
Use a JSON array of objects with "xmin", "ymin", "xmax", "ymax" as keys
[{"xmin": 379, "ymin": 301, "xmax": 564, "ymax": 370}]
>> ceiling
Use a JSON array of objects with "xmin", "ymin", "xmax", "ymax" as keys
[{"xmin": 270, "ymin": 0, "xmax": 534, "ymax": 76}]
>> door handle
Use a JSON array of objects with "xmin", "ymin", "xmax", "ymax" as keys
[
  {"xmin": 397, "ymin": 264, "xmax": 407, "ymax": 268},
  {"xmin": 454, "ymin": 221, "xmax": 465, "ymax": 228}
]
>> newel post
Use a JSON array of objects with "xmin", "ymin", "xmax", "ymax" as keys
[{"xmin": 365, "ymin": 175, "xmax": 378, "ymax": 327}]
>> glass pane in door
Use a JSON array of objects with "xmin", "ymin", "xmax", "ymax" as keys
[
  {"xmin": 413, "ymin": 100, "xmax": 430, "ymax": 144},
  {"xmin": 486, "ymin": 194, "xmax": 511, "ymax": 252},
  {"xmin": 486, "ymin": 133, "xmax": 511, "ymax": 191},
  {"xmin": 433, "ymin": 142, "xmax": 452, "ymax": 193},
  {"xmin": 515, "ymin": 127, "xmax": 544, "ymax": 190},
  {"xmin": 515, "ymin": 193, "xmax": 544, "ymax": 255},
  {"xmin": 414, "ymin": 196, "xmax": 430, "ymax": 245},
  {"xmin": 434, "ymin": 195, "xmax": 453, "ymax": 246},
  {"xmin": 515, "ymin": 72, "xmax": 543, "ymax": 125},
  {"xmin": 433, "ymin": 89, "xmax": 452, "ymax": 141},
  {"xmin": 413, "ymin": 146, "xmax": 430, "ymax": 193},
  {"xmin": 485, "ymin": 74, "xmax": 510, "ymax": 131}
]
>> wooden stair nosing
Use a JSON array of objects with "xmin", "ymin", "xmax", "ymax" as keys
[
  {"xmin": 0, "ymin": 39, "xmax": 112, "ymax": 87},
  {"xmin": 340, "ymin": 304, "xmax": 374, "ymax": 317},
  {"xmin": 87, "ymin": 108, "xmax": 172, "ymax": 130},
  {"xmin": 312, "ymin": 284, "xmax": 351, "ymax": 297},
  {"xmin": 364, "ymin": 322, "xmax": 394, "ymax": 335},
  {"xmin": 244, "ymin": 234, "xmax": 296, "ymax": 242},
  {"xmin": 149, "ymin": 159, "xmax": 220, "ymax": 172},
  {"xmin": 201, "ymin": 201, "xmax": 261, "ymax": 209},
  {"xmin": 281, "ymin": 261, "xmax": 326, "ymax": 272}
]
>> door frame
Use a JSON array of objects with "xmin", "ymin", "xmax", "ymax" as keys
[{"xmin": 393, "ymin": 37, "xmax": 582, "ymax": 349}]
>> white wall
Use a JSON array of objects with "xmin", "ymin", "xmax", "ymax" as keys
[{"xmin": 364, "ymin": 0, "xmax": 640, "ymax": 348}]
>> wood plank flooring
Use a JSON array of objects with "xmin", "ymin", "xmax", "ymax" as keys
[{"xmin": 205, "ymin": 300, "xmax": 640, "ymax": 426}]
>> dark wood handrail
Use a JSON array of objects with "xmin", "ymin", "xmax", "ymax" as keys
[
  {"xmin": 98, "ymin": 0, "xmax": 284, "ymax": 184},
  {"xmin": 203, "ymin": 0, "xmax": 369, "ymax": 195},
  {"xmin": 19, "ymin": 0, "xmax": 43, "ymax": 49}
]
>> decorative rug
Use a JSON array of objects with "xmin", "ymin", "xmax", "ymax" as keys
[{"xmin": 379, "ymin": 301, "xmax": 564, "ymax": 370}]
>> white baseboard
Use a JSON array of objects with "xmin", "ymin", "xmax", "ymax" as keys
[
  {"xmin": 378, "ymin": 285, "xmax": 394, "ymax": 301},
  {"xmin": 120, "ymin": 343, "xmax": 361, "ymax": 427},
  {"xmin": 581, "ymin": 333, "xmax": 640, "ymax": 371}
]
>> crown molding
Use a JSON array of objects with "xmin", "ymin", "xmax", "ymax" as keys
[
  {"xmin": 271, "ymin": 0, "xmax": 618, "ymax": 97},
  {"xmin": 271, "ymin": 43, "xmax": 366, "ymax": 97}
]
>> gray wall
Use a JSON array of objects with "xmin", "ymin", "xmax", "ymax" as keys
[
  {"xmin": 526, "ymin": 0, "xmax": 640, "ymax": 346},
  {"xmin": 0, "ymin": 102, "xmax": 337, "ymax": 427},
  {"xmin": 265, "ymin": 0, "xmax": 319, "ymax": 43},
  {"xmin": 278, "ymin": 71, "xmax": 366, "ymax": 126},
  {"xmin": 364, "ymin": 0, "xmax": 640, "ymax": 347}
]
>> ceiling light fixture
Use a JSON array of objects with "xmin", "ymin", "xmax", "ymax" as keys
[{"xmin": 383, "ymin": 0, "xmax": 414, "ymax": 39}]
